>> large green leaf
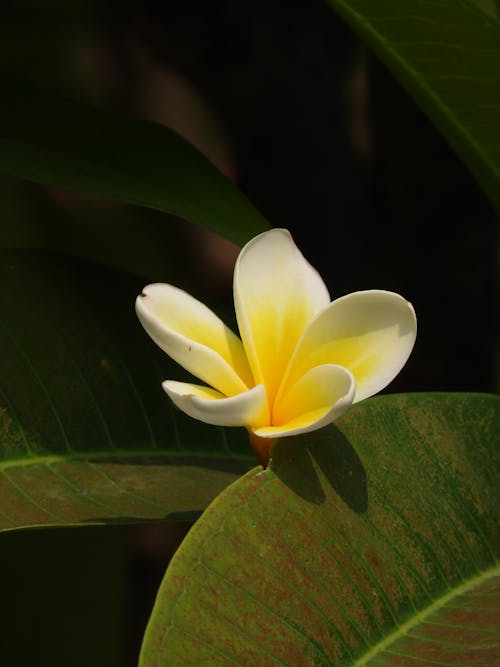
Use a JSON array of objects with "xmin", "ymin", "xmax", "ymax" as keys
[
  {"xmin": 0, "ymin": 74, "xmax": 268, "ymax": 247},
  {"xmin": 0, "ymin": 250, "xmax": 254, "ymax": 532},
  {"xmin": 326, "ymin": 0, "xmax": 500, "ymax": 213},
  {"xmin": 140, "ymin": 393, "xmax": 500, "ymax": 665}
]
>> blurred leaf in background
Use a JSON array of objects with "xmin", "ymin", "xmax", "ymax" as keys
[{"xmin": 326, "ymin": 0, "xmax": 500, "ymax": 211}]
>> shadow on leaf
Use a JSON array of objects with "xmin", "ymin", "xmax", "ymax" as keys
[{"xmin": 271, "ymin": 424, "xmax": 367, "ymax": 512}]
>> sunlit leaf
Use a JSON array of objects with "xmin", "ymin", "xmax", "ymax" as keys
[
  {"xmin": 140, "ymin": 393, "xmax": 500, "ymax": 665},
  {"xmin": 0, "ymin": 250, "xmax": 254, "ymax": 532},
  {"xmin": 326, "ymin": 0, "xmax": 500, "ymax": 213}
]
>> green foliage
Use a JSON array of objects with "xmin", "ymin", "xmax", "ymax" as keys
[
  {"xmin": 0, "ymin": 1, "xmax": 498, "ymax": 665},
  {"xmin": 326, "ymin": 0, "xmax": 500, "ymax": 213},
  {"xmin": 0, "ymin": 74, "xmax": 268, "ymax": 247},
  {"xmin": 0, "ymin": 174, "xmax": 190, "ymax": 279},
  {"xmin": 0, "ymin": 251, "xmax": 253, "ymax": 532},
  {"xmin": 140, "ymin": 393, "xmax": 500, "ymax": 665}
]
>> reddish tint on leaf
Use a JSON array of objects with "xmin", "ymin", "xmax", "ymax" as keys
[{"xmin": 140, "ymin": 394, "xmax": 500, "ymax": 666}]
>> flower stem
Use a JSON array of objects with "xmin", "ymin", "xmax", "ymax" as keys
[{"xmin": 247, "ymin": 431, "xmax": 274, "ymax": 468}]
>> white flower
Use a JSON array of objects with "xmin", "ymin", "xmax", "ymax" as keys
[{"xmin": 136, "ymin": 229, "xmax": 416, "ymax": 461}]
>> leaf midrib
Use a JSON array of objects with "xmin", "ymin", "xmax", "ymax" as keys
[
  {"xmin": 0, "ymin": 449, "xmax": 253, "ymax": 472},
  {"xmin": 352, "ymin": 563, "xmax": 500, "ymax": 666}
]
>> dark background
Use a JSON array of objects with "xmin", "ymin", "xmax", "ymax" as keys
[{"xmin": 99, "ymin": 0, "xmax": 499, "ymax": 394}]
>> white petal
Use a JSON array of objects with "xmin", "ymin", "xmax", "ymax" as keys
[
  {"xmin": 282, "ymin": 290, "xmax": 416, "ymax": 403},
  {"xmin": 253, "ymin": 364, "xmax": 355, "ymax": 438},
  {"xmin": 136, "ymin": 283, "xmax": 253, "ymax": 397},
  {"xmin": 233, "ymin": 229, "xmax": 330, "ymax": 406},
  {"xmin": 163, "ymin": 381, "xmax": 269, "ymax": 428}
]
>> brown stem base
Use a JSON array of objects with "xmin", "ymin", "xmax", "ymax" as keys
[{"xmin": 247, "ymin": 430, "xmax": 275, "ymax": 468}]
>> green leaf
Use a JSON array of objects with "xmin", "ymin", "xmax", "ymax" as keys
[
  {"xmin": 0, "ymin": 250, "xmax": 254, "ymax": 532},
  {"xmin": 139, "ymin": 393, "xmax": 500, "ymax": 666},
  {"xmin": 0, "ymin": 74, "xmax": 269, "ymax": 247},
  {"xmin": 325, "ymin": 0, "xmax": 500, "ymax": 213},
  {"xmin": 0, "ymin": 174, "xmax": 184, "ymax": 279}
]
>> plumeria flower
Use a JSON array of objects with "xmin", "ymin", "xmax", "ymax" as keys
[{"xmin": 136, "ymin": 228, "xmax": 416, "ymax": 464}]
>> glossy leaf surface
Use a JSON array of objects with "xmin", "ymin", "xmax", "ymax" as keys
[
  {"xmin": 326, "ymin": 0, "xmax": 500, "ymax": 213},
  {"xmin": 140, "ymin": 393, "xmax": 500, "ymax": 665},
  {"xmin": 0, "ymin": 251, "xmax": 254, "ymax": 532},
  {"xmin": 0, "ymin": 74, "xmax": 268, "ymax": 246}
]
